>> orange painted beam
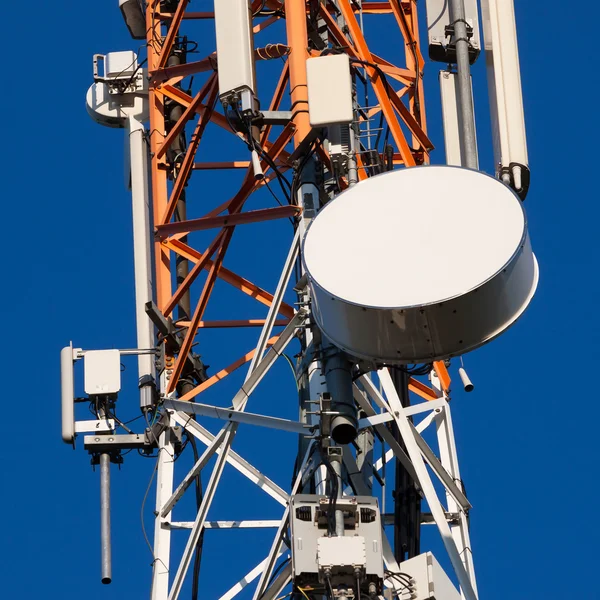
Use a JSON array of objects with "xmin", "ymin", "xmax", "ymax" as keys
[
  {"xmin": 408, "ymin": 377, "xmax": 439, "ymax": 402},
  {"xmin": 146, "ymin": 2, "xmax": 171, "ymax": 310},
  {"xmin": 433, "ymin": 360, "xmax": 451, "ymax": 394},
  {"xmin": 156, "ymin": 206, "xmax": 301, "ymax": 239},
  {"xmin": 193, "ymin": 161, "xmax": 251, "ymax": 170},
  {"xmin": 336, "ymin": 0, "xmax": 416, "ymax": 167},
  {"xmin": 163, "ymin": 238, "xmax": 296, "ymax": 319},
  {"xmin": 168, "ymin": 230, "xmax": 234, "ymax": 393},
  {"xmin": 156, "ymin": 73, "xmax": 217, "ymax": 160},
  {"xmin": 178, "ymin": 336, "xmax": 280, "ymax": 402},
  {"xmin": 177, "ymin": 319, "xmax": 290, "ymax": 329},
  {"xmin": 159, "ymin": 79, "xmax": 219, "ymax": 227},
  {"xmin": 156, "ymin": 0, "xmax": 190, "ymax": 70},
  {"xmin": 284, "ymin": 0, "xmax": 311, "ymax": 146},
  {"xmin": 162, "ymin": 232, "xmax": 225, "ymax": 319}
]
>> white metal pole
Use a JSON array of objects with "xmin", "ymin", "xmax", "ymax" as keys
[
  {"xmin": 127, "ymin": 115, "xmax": 156, "ymax": 410},
  {"xmin": 100, "ymin": 452, "xmax": 112, "ymax": 584},
  {"xmin": 151, "ymin": 426, "xmax": 175, "ymax": 600},
  {"xmin": 435, "ymin": 403, "xmax": 478, "ymax": 596}
]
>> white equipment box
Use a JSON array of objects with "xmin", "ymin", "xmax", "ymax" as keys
[
  {"xmin": 84, "ymin": 350, "xmax": 121, "ymax": 395},
  {"xmin": 306, "ymin": 54, "xmax": 353, "ymax": 127},
  {"xmin": 399, "ymin": 552, "xmax": 461, "ymax": 600},
  {"xmin": 214, "ymin": 0, "xmax": 256, "ymax": 102}
]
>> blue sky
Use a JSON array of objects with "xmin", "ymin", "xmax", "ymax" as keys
[{"xmin": 2, "ymin": 2, "xmax": 599, "ymax": 599}]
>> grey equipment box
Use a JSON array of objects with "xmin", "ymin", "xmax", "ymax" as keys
[
  {"xmin": 290, "ymin": 495, "xmax": 384, "ymax": 593},
  {"xmin": 425, "ymin": 0, "xmax": 481, "ymax": 64},
  {"xmin": 397, "ymin": 552, "xmax": 461, "ymax": 600}
]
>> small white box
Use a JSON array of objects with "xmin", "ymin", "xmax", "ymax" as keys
[
  {"xmin": 317, "ymin": 535, "xmax": 366, "ymax": 570},
  {"xmin": 105, "ymin": 51, "xmax": 137, "ymax": 78},
  {"xmin": 84, "ymin": 350, "xmax": 121, "ymax": 395},
  {"xmin": 306, "ymin": 54, "xmax": 353, "ymax": 127},
  {"xmin": 398, "ymin": 552, "xmax": 461, "ymax": 600}
]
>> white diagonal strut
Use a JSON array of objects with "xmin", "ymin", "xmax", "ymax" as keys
[
  {"xmin": 378, "ymin": 368, "xmax": 478, "ymax": 600},
  {"xmin": 167, "ymin": 310, "xmax": 307, "ymax": 600},
  {"xmin": 252, "ymin": 441, "xmax": 315, "ymax": 600}
]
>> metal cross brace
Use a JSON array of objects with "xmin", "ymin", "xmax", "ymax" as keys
[
  {"xmin": 171, "ymin": 412, "xmax": 289, "ymax": 507},
  {"xmin": 378, "ymin": 368, "xmax": 478, "ymax": 600},
  {"xmin": 166, "ymin": 251, "xmax": 305, "ymax": 600},
  {"xmin": 164, "ymin": 398, "xmax": 313, "ymax": 435},
  {"xmin": 252, "ymin": 441, "xmax": 315, "ymax": 600}
]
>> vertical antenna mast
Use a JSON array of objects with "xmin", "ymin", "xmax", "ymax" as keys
[{"xmin": 63, "ymin": 2, "xmax": 537, "ymax": 599}]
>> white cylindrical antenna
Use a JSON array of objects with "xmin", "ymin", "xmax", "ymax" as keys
[
  {"xmin": 458, "ymin": 367, "xmax": 474, "ymax": 393},
  {"xmin": 127, "ymin": 116, "xmax": 156, "ymax": 410},
  {"xmin": 61, "ymin": 343, "xmax": 75, "ymax": 444},
  {"xmin": 251, "ymin": 149, "xmax": 264, "ymax": 181}
]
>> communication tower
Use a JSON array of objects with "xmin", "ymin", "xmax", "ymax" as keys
[{"xmin": 62, "ymin": 1, "xmax": 536, "ymax": 599}]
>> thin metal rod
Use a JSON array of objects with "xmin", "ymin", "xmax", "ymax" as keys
[
  {"xmin": 99, "ymin": 453, "xmax": 112, "ymax": 585},
  {"xmin": 450, "ymin": 0, "xmax": 478, "ymax": 169},
  {"xmin": 331, "ymin": 454, "xmax": 345, "ymax": 536},
  {"xmin": 247, "ymin": 229, "xmax": 300, "ymax": 376}
]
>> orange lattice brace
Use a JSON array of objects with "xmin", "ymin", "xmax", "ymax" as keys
[
  {"xmin": 146, "ymin": 3, "xmax": 171, "ymax": 309},
  {"xmin": 156, "ymin": 0, "xmax": 190, "ymax": 70},
  {"xmin": 433, "ymin": 360, "xmax": 451, "ymax": 394},
  {"xmin": 157, "ymin": 85, "xmax": 294, "ymax": 166},
  {"xmin": 162, "ymin": 232, "xmax": 226, "ymax": 318},
  {"xmin": 321, "ymin": 2, "xmax": 417, "ymax": 166},
  {"xmin": 168, "ymin": 230, "xmax": 234, "ymax": 393},
  {"xmin": 163, "ymin": 238, "xmax": 296, "ymax": 319},
  {"xmin": 284, "ymin": 0, "xmax": 311, "ymax": 146},
  {"xmin": 178, "ymin": 336, "xmax": 280, "ymax": 402},
  {"xmin": 192, "ymin": 161, "xmax": 251, "ymax": 170},
  {"xmin": 156, "ymin": 206, "xmax": 302, "ymax": 239},
  {"xmin": 408, "ymin": 377, "xmax": 439, "ymax": 402},
  {"xmin": 178, "ymin": 319, "xmax": 290, "ymax": 329},
  {"xmin": 157, "ymin": 73, "xmax": 217, "ymax": 160},
  {"xmin": 159, "ymin": 80, "xmax": 219, "ymax": 226}
]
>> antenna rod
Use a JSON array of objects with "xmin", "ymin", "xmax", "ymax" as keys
[
  {"xmin": 99, "ymin": 453, "xmax": 112, "ymax": 584},
  {"xmin": 450, "ymin": 0, "xmax": 478, "ymax": 169}
]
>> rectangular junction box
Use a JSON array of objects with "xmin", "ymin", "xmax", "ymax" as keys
[
  {"xmin": 317, "ymin": 535, "xmax": 366, "ymax": 580},
  {"xmin": 306, "ymin": 54, "xmax": 353, "ymax": 127},
  {"xmin": 104, "ymin": 50, "xmax": 138, "ymax": 78},
  {"xmin": 398, "ymin": 552, "xmax": 461, "ymax": 600},
  {"xmin": 84, "ymin": 350, "xmax": 121, "ymax": 396},
  {"xmin": 290, "ymin": 495, "xmax": 383, "ymax": 591}
]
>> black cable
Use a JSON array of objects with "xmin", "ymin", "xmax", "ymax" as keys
[
  {"xmin": 319, "ymin": 446, "xmax": 339, "ymax": 536},
  {"xmin": 325, "ymin": 574, "xmax": 335, "ymax": 600},
  {"xmin": 232, "ymin": 105, "xmax": 293, "ymax": 203},
  {"xmin": 141, "ymin": 455, "xmax": 160, "ymax": 558},
  {"xmin": 106, "ymin": 408, "xmax": 134, "ymax": 434},
  {"xmin": 290, "ymin": 139, "xmax": 320, "ymax": 208},
  {"xmin": 265, "ymin": 556, "xmax": 291, "ymax": 589},
  {"xmin": 373, "ymin": 106, "xmax": 386, "ymax": 153},
  {"xmin": 188, "ymin": 432, "xmax": 203, "ymax": 600}
]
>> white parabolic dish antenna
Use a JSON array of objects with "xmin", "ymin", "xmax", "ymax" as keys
[{"xmin": 302, "ymin": 166, "xmax": 538, "ymax": 364}]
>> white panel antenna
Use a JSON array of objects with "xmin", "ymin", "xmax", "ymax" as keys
[
  {"xmin": 214, "ymin": 0, "xmax": 256, "ymax": 110},
  {"xmin": 481, "ymin": 0, "xmax": 530, "ymax": 199}
]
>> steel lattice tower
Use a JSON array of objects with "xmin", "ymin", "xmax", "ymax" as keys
[{"xmin": 63, "ymin": 2, "xmax": 536, "ymax": 600}]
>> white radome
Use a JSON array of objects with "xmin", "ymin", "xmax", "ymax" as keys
[{"xmin": 302, "ymin": 165, "xmax": 538, "ymax": 364}]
